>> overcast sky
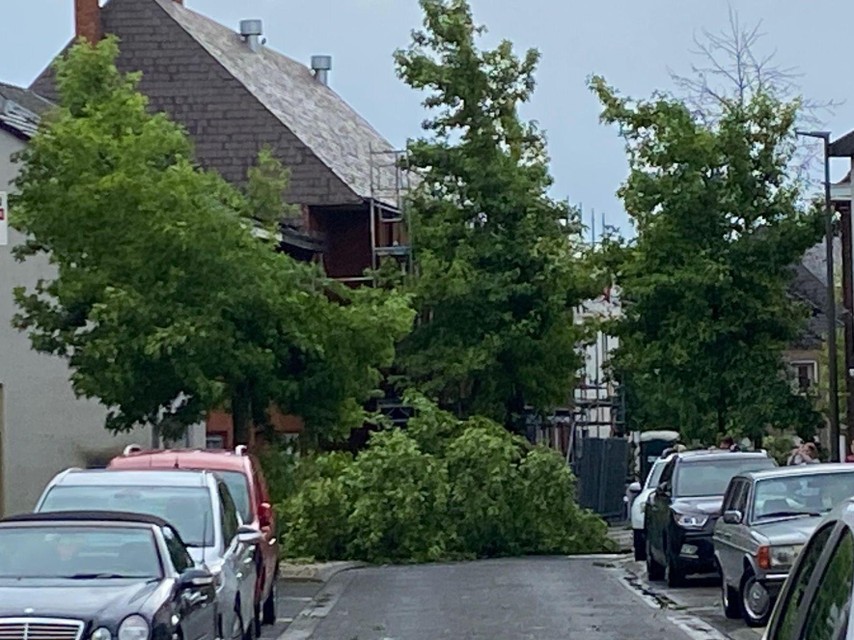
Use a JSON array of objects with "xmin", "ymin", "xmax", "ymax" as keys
[{"xmin": 2, "ymin": 0, "xmax": 853, "ymax": 235}]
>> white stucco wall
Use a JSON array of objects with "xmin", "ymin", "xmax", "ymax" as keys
[{"xmin": 0, "ymin": 129, "xmax": 204, "ymax": 516}]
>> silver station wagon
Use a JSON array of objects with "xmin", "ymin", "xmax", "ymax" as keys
[{"xmin": 713, "ymin": 463, "xmax": 854, "ymax": 627}]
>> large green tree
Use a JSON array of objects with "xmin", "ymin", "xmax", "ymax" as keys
[
  {"xmin": 11, "ymin": 37, "xmax": 413, "ymax": 446},
  {"xmin": 394, "ymin": 0, "xmax": 596, "ymax": 432},
  {"xmin": 591, "ymin": 78, "xmax": 824, "ymax": 444}
]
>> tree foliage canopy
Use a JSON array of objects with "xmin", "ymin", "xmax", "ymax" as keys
[
  {"xmin": 11, "ymin": 37, "xmax": 413, "ymax": 444},
  {"xmin": 394, "ymin": 0, "xmax": 598, "ymax": 430},
  {"xmin": 591, "ymin": 77, "xmax": 824, "ymax": 443}
]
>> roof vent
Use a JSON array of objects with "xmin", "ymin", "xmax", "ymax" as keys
[
  {"xmin": 311, "ymin": 55, "xmax": 332, "ymax": 85},
  {"xmin": 240, "ymin": 19, "xmax": 264, "ymax": 53}
]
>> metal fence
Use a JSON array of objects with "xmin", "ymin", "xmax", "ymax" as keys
[{"xmin": 571, "ymin": 436, "xmax": 629, "ymax": 522}]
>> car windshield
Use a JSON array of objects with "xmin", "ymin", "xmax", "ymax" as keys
[
  {"xmin": 217, "ymin": 471, "xmax": 252, "ymax": 523},
  {"xmin": 645, "ymin": 461, "xmax": 667, "ymax": 490},
  {"xmin": 0, "ymin": 525, "xmax": 161, "ymax": 579},
  {"xmin": 753, "ymin": 473, "xmax": 854, "ymax": 520},
  {"xmin": 674, "ymin": 457, "xmax": 776, "ymax": 498},
  {"xmin": 40, "ymin": 486, "xmax": 215, "ymax": 547}
]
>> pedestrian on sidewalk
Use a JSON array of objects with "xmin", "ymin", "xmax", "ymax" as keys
[{"xmin": 788, "ymin": 442, "xmax": 820, "ymax": 465}]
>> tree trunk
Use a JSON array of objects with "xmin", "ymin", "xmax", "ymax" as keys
[
  {"xmin": 506, "ymin": 388, "xmax": 527, "ymax": 436},
  {"xmin": 232, "ymin": 382, "xmax": 252, "ymax": 446}
]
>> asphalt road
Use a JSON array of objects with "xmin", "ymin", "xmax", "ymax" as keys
[
  {"xmin": 278, "ymin": 557, "xmax": 729, "ymax": 640},
  {"xmin": 618, "ymin": 557, "xmax": 763, "ymax": 640}
]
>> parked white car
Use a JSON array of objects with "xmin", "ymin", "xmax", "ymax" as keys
[{"xmin": 629, "ymin": 453, "xmax": 674, "ymax": 561}]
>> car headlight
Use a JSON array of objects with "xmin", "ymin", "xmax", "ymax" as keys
[
  {"xmin": 91, "ymin": 629, "xmax": 111, "ymax": 640},
  {"xmin": 770, "ymin": 544, "xmax": 803, "ymax": 568},
  {"xmin": 118, "ymin": 616, "xmax": 149, "ymax": 640},
  {"xmin": 674, "ymin": 513, "xmax": 709, "ymax": 528}
]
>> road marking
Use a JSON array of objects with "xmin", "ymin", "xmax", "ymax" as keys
[
  {"xmin": 280, "ymin": 596, "xmax": 313, "ymax": 602},
  {"xmin": 275, "ymin": 618, "xmax": 294, "ymax": 624}
]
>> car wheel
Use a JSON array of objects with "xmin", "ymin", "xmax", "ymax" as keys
[
  {"xmin": 262, "ymin": 578, "xmax": 278, "ymax": 625},
  {"xmin": 646, "ymin": 534, "xmax": 665, "ymax": 581},
  {"xmin": 633, "ymin": 530, "xmax": 647, "ymax": 562},
  {"xmin": 718, "ymin": 561, "xmax": 742, "ymax": 619},
  {"xmin": 741, "ymin": 569, "xmax": 772, "ymax": 627},
  {"xmin": 253, "ymin": 602, "xmax": 261, "ymax": 638},
  {"xmin": 666, "ymin": 552, "xmax": 685, "ymax": 588}
]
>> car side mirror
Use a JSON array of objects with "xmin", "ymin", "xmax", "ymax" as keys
[
  {"xmin": 178, "ymin": 567, "xmax": 214, "ymax": 590},
  {"xmin": 237, "ymin": 524, "xmax": 264, "ymax": 546},
  {"xmin": 722, "ymin": 509, "xmax": 743, "ymax": 525},
  {"xmin": 629, "ymin": 481, "xmax": 642, "ymax": 493},
  {"xmin": 258, "ymin": 502, "xmax": 273, "ymax": 529}
]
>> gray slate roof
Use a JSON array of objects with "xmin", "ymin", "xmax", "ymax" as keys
[
  {"xmin": 0, "ymin": 82, "xmax": 52, "ymax": 139},
  {"xmin": 788, "ymin": 262, "xmax": 835, "ymax": 350},
  {"xmin": 155, "ymin": 0, "xmax": 399, "ymax": 205}
]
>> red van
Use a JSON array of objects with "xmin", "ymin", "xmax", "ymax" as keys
[{"xmin": 109, "ymin": 445, "xmax": 279, "ymax": 633}]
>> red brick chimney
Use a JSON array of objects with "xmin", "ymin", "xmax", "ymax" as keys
[{"xmin": 74, "ymin": 0, "xmax": 101, "ymax": 44}]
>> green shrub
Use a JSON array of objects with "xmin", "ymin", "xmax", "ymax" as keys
[
  {"xmin": 346, "ymin": 430, "xmax": 449, "ymax": 563},
  {"xmin": 278, "ymin": 453, "xmax": 354, "ymax": 561}
]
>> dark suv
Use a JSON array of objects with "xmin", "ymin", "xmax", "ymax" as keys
[{"xmin": 645, "ymin": 450, "xmax": 776, "ymax": 586}]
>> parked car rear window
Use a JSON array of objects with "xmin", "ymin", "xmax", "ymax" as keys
[
  {"xmin": 754, "ymin": 473, "xmax": 854, "ymax": 520},
  {"xmin": 216, "ymin": 471, "xmax": 252, "ymax": 523},
  {"xmin": 0, "ymin": 525, "xmax": 161, "ymax": 579},
  {"xmin": 674, "ymin": 457, "xmax": 776, "ymax": 497},
  {"xmin": 40, "ymin": 486, "xmax": 215, "ymax": 547}
]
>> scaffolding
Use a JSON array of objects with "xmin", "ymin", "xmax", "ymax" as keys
[{"xmin": 369, "ymin": 146, "xmax": 413, "ymax": 280}]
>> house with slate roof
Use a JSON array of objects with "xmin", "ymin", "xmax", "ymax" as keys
[
  {"xmin": 33, "ymin": 0, "xmax": 410, "ymax": 283},
  {"xmin": 22, "ymin": 0, "xmax": 412, "ymax": 451}
]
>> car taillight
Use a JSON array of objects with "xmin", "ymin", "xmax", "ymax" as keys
[{"xmin": 757, "ymin": 545, "xmax": 771, "ymax": 570}]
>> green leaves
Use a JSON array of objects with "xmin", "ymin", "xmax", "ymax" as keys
[
  {"xmin": 12, "ymin": 37, "xmax": 413, "ymax": 443},
  {"xmin": 395, "ymin": 0, "xmax": 596, "ymax": 430},
  {"xmin": 277, "ymin": 397, "xmax": 609, "ymax": 563},
  {"xmin": 592, "ymin": 78, "xmax": 824, "ymax": 443}
]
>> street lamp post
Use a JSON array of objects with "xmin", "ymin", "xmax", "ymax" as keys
[{"xmin": 796, "ymin": 130, "xmax": 840, "ymax": 461}]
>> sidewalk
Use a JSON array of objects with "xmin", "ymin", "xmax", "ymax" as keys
[{"xmin": 606, "ymin": 524, "xmax": 633, "ymax": 553}]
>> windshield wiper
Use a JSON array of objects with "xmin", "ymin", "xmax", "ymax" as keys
[{"xmin": 759, "ymin": 510, "xmax": 824, "ymax": 520}]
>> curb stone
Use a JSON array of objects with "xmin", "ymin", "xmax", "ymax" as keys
[{"xmin": 278, "ymin": 560, "xmax": 367, "ymax": 583}]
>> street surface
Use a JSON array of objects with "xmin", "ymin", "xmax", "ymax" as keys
[
  {"xmin": 618, "ymin": 557, "xmax": 763, "ymax": 640},
  {"xmin": 278, "ymin": 557, "xmax": 731, "ymax": 640}
]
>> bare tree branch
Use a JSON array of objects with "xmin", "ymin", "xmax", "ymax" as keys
[{"xmin": 668, "ymin": 5, "xmax": 843, "ymax": 184}]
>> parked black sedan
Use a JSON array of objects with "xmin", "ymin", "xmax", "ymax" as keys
[
  {"xmin": 0, "ymin": 511, "xmax": 217, "ymax": 640},
  {"xmin": 644, "ymin": 450, "xmax": 776, "ymax": 587}
]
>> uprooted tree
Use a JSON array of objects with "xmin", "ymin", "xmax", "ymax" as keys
[
  {"xmin": 394, "ymin": 0, "xmax": 599, "ymax": 433},
  {"xmin": 11, "ymin": 37, "xmax": 414, "ymax": 447}
]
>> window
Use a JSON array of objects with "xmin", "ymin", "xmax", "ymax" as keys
[
  {"xmin": 800, "ymin": 529, "xmax": 854, "ymax": 640},
  {"xmin": 723, "ymin": 479, "xmax": 748, "ymax": 514},
  {"xmin": 773, "ymin": 523, "xmax": 836, "ymax": 640},
  {"xmin": 792, "ymin": 361, "xmax": 818, "ymax": 392},
  {"xmin": 674, "ymin": 457, "xmax": 776, "ymax": 498},
  {"xmin": 217, "ymin": 471, "xmax": 252, "ymax": 523},
  {"xmin": 0, "ymin": 526, "xmax": 161, "ymax": 579},
  {"xmin": 40, "ymin": 485, "xmax": 214, "ymax": 547},
  {"xmin": 218, "ymin": 482, "xmax": 239, "ymax": 546},
  {"xmin": 162, "ymin": 525, "xmax": 194, "ymax": 574}
]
